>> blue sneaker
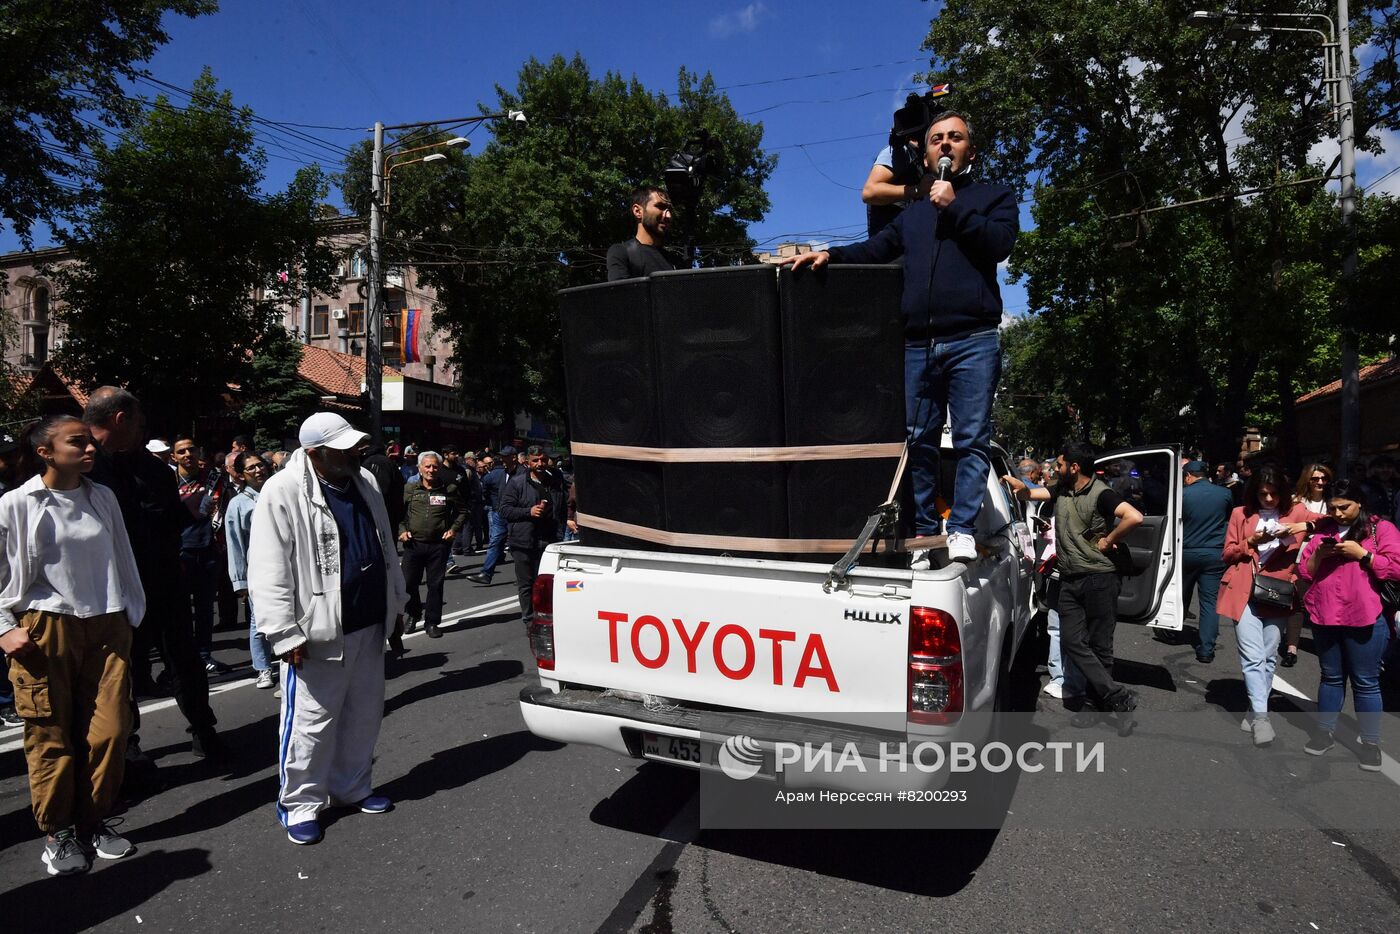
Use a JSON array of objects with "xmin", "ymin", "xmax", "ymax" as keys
[
  {"xmin": 357, "ymin": 794, "xmax": 393, "ymax": 814},
  {"xmin": 286, "ymin": 820, "xmax": 323, "ymax": 845}
]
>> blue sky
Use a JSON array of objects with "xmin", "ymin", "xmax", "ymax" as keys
[
  {"xmin": 14, "ymin": 0, "xmax": 1397, "ymax": 318},
  {"xmin": 14, "ymin": 0, "xmax": 1039, "ymax": 310}
]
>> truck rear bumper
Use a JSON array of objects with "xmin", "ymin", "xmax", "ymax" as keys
[{"xmin": 519, "ymin": 685, "xmax": 986, "ymax": 792}]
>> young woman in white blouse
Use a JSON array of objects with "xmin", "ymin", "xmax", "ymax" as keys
[{"xmin": 0, "ymin": 415, "xmax": 145, "ymax": 877}]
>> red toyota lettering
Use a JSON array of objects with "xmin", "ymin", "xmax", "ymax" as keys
[
  {"xmin": 631, "ymin": 615, "xmax": 669, "ymax": 669},
  {"xmin": 712, "ymin": 624, "xmax": 755, "ymax": 680},
  {"xmin": 672, "ymin": 618, "xmax": 710, "ymax": 673},
  {"xmin": 757, "ymin": 629, "xmax": 796, "ymax": 686},
  {"xmin": 794, "ymin": 634, "xmax": 839, "ymax": 692},
  {"xmin": 599, "ymin": 610, "xmax": 629, "ymax": 663}
]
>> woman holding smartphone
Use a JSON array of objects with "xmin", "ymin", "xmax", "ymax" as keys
[
  {"xmin": 1296, "ymin": 479, "xmax": 1400, "ymax": 771},
  {"xmin": 1218, "ymin": 464, "xmax": 1322, "ymax": 746}
]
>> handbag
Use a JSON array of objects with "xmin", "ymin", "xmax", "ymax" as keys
[
  {"xmin": 1251, "ymin": 554, "xmax": 1296, "ymax": 610},
  {"xmin": 1366, "ymin": 523, "xmax": 1400, "ymax": 613},
  {"xmin": 1251, "ymin": 572, "xmax": 1296, "ymax": 609}
]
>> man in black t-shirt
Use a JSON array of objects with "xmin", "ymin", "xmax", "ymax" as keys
[
  {"xmin": 606, "ymin": 185, "xmax": 679, "ymax": 281},
  {"xmin": 1006, "ymin": 441, "xmax": 1144, "ymax": 721}
]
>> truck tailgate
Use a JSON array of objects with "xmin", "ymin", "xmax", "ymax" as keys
[{"xmin": 546, "ymin": 547, "xmax": 917, "ymax": 721}]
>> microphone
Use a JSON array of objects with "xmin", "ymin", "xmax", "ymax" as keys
[{"xmin": 937, "ymin": 156, "xmax": 953, "ymax": 181}]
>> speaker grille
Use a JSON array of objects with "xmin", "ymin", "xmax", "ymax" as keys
[
  {"xmin": 780, "ymin": 265, "xmax": 906, "ymax": 446},
  {"xmin": 572, "ymin": 457, "xmax": 666, "ymax": 551},
  {"xmin": 651, "ymin": 267, "xmax": 785, "ymax": 448},
  {"xmin": 559, "ymin": 279, "xmax": 660, "ymax": 446}
]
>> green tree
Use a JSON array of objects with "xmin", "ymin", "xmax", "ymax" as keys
[
  {"xmin": 0, "ymin": 0, "xmax": 215, "ymax": 246},
  {"xmin": 338, "ymin": 55, "xmax": 776, "ymax": 433},
  {"xmin": 240, "ymin": 325, "xmax": 320, "ymax": 450},
  {"xmin": 927, "ymin": 0, "xmax": 1399, "ymax": 465},
  {"xmin": 51, "ymin": 69, "xmax": 337, "ymax": 432}
]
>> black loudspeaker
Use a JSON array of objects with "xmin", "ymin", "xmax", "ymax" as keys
[
  {"xmin": 663, "ymin": 463, "xmax": 788, "ymax": 544},
  {"xmin": 558, "ymin": 278, "xmax": 660, "ymax": 446},
  {"xmin": 572, "ymin": 457, "xmax": 666, "ymax": 551},
  {"xmin": 650, "ymin": 267, "xmax": 788, "ymax": 542},
  {"xmin": 779, "ymin": 265, "xmax": 908, "ymax": 541},
  {"xmin": 650, "ymin": 266, "xmax": 785, "ymax": 447}
]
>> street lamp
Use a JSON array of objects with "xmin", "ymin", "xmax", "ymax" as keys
[
  {"xmin": 1192, "ymin": 4, "xmax": 1361, "ymax": 474},
  {"xmin": 383, "ymin": 139, "xmax": 466, "ymax": 208},
  {"xmin": 365, "ymin": 114, "xmax": 524, "ymax": 444}
]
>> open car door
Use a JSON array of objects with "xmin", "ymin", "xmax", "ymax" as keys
[{"xmin": 1096, "ymin": 445, "xmax": 1183, "ymax": 631}]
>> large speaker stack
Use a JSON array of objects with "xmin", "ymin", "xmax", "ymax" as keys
[{"xmin": 560, "ymin": 264, "xmax": 908, "ymax": 556}]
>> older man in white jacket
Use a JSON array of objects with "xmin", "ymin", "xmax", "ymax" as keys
[{"xmin": 248, "ymin": 413, "xmax": 407, "ymax": 845}]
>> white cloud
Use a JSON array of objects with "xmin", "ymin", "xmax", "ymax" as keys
[
  {"xmin": 708, "ymin": 2, "xmax": 768, "ymax": 39},
  {"xmin": 1308, "ymin": 124, "xmax": 1400, "ymax": 197},
  {"xmin": 1359, "ymin": 126, "xmax": 1400, "ymax": 196}
]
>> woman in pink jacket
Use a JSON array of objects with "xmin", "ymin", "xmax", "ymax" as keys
[
  {"xmin": 1218, "ymin": 465, "xmax": 1323, "ymax": 746},
  {"xmin": 1297, "ymin": 478, "xmax": 1400, "ymax": 771}
]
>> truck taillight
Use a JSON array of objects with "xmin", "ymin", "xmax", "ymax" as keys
[
  {"xmin": 529, "ymin": 574, "xmax": 555, "ymax": 671},
  {"xmin": 908, "ymin": 606, "xmax": 962, "ymax": 724}
]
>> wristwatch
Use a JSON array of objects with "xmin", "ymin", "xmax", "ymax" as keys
[{"xmin": 1361, "ymin": 550, "xmax": 1374, "ymax": 567}]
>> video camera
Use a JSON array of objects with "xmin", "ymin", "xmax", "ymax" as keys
[
  {"xmin": 888, "ymin": 84, "xmax": 952, "ymax": 167},
  {"xmin": 665, "ymin": 130, "xmax": 720, "ymax": 204}
]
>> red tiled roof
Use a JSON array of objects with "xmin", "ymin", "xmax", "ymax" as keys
[
  {"xmin": 297, "ymin": 343, "xmax": 397, "ymax": 399},
  {"xmin": 1296, "ymin": 357, "xmax": 1400, "ymax": 405}
]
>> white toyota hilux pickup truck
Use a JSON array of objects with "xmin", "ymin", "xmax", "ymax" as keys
[{"xmin": 518, "ymin": 439, "xmax": 1184, "ymax": 789}]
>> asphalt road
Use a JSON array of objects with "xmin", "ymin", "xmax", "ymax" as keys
[{"xmin": 2, "ymin": 555, "xmax": 1399, "ymax": 933}]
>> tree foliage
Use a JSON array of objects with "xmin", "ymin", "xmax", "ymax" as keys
[
  {"xmin": 0, "ymin": 0, "xmax": 216, "ymax": 246},
  {"xmin": 51, "ymin": 69, "xmax": 337, "ymax": 433},
  {"xmin": 240, "ymin": 325, "xmax": 320, "ymax": 450},
  {"xmin": 923, "ymin": 0, "xmax": 1400, "ymax": 465},
  {"xmin": 338, "ymin": 54, "xmax": 777, "ymax": 432}
]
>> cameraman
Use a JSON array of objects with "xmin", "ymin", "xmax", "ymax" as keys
[
  {"xmin": 861, "ymin": 94, "xmax": 935, "ymax": 237},
  {"xmin": 782, "ymin": 110, "xmax": 1018, "ymax": 565},
  {"xmin": 606, "ymin": 186, "xmax": 679, "ymax": 281}
]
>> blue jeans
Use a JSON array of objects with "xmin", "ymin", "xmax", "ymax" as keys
[
  {"xmin": 479, "ymin": 508, "xmax": 509, "ymax": 579},
  {"xmin": 1235, "ymin": 603, "xmax": 1283, "ymax": 714},
  {"xmin": 1315, "ymin": 617, "xmax": 1390, "ymax": 743},
  {"xmin": 1183, "ymin": 549, "xmax": 1225, "ymax": 655},
  {"xmin": 248, "ymin": 599, "xmax": 273, "ymax": 673},
  {"xmin": 904, "ymin": 331, "xmax": 1001, "ymax": 536},
  {"xmin": 1046, "ymin": 608, "xmax": 1086, "ymax": 695}
]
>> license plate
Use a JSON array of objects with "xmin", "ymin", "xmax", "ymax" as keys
[{"xmin": 641, "ymin": 732, "xmax": 717, "ymax": 767}]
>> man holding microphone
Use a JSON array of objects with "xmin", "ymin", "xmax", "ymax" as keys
[{"xmin": 782, "ymin": 109, "xmax": 1019, "ymax": 567}]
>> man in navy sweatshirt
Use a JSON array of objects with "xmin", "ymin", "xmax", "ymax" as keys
[{"xmin": 782, "ymin": 110, "xmax": 1018, "ymax": 565}]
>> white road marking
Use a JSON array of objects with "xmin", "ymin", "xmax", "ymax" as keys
[
  {"xmin": 1270, "ymin": 674, "xmax": 1312, "ymax": 701},
  {"xmin": 0, "ymin": 594, "xmax": 520, "ymax": 753},
  {"xmin": 1270, "ymin": 670, "xmax": 1400, "ymax": 788}
]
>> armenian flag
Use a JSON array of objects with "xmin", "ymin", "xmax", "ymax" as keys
[
  {"xmin": 928, "ymin": 83, "xmax": 951, "ymax": 97},
  {"xmin": 402, "ymin": 307, "xmax": 422, "ymax": 365}
]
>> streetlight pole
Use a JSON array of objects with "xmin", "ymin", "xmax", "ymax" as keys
[
  {"xmin": 1335, "ymin": 0, "xmax": 1361, "ymax": 475},
  {"xmin": 367, "ymin": 121, "xmax": 386, "ymax": 445},
  {"xmin": 1191, "ymin": 2, "xmax": 1361, "ymax": 474},
  {"xmin": 363, "ymin": 110, "xmax": 525, "ymax": 447}
]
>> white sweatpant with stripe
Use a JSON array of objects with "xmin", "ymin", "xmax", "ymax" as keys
[{"xmin": 276, "ymin": 624, "xmax": 385, "ymax": 826}]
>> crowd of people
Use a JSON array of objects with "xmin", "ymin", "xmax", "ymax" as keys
[
  {"xmin": 1010, "ymin": 446, "xmax": 1400, "ymax": 769},
  {"xmin": 0, "ymin": 393, "xmax": 576, "ymax": 874}
]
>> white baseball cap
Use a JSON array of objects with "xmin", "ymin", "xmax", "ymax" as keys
[
  {"xmin": 146, "ymin": 439, "xmax": 171, "ymax": 454},
  {"xmin": 298, "ymin": 412, "xmax": 370, "ymax": 450}
]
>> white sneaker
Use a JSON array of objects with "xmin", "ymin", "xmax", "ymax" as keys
[
  {"xmin": 1241, "ymin": 717, "xmax": 1254, "ymax": 733},
  {"xmin": 910, "ymin": 549, "xmax": 932, "ymax": 571},
  {"xmin": 255, "ymin": 669, "xmax": 275, "ymax": 690},
  {"xmin": 947, "ymin": 532, "xmax": 977, "ymax": 562},
  {"xmin": 1042, "ymin": 681, "xmax": 1065, "ymax": 698}
]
